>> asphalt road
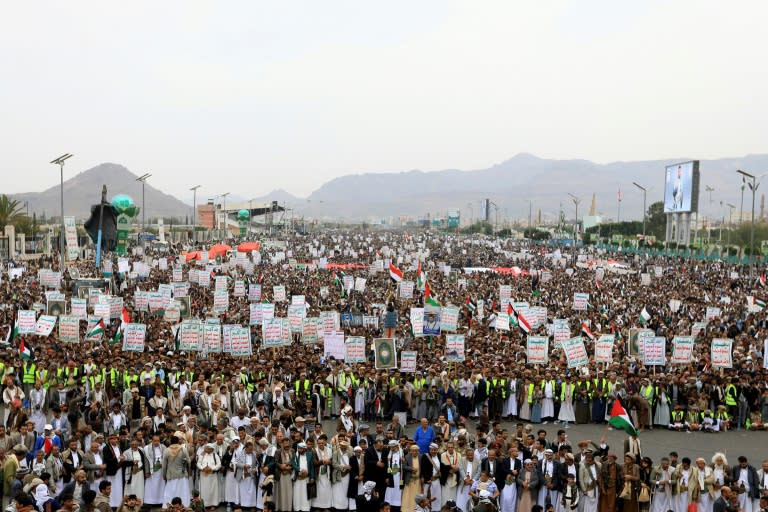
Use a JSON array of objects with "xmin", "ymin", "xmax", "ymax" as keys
[{"xmin": 345, "ymin": 420, "xmax": 768, "ymax": 464}]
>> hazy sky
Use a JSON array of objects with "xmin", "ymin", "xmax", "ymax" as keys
[{"xmin": 2, "ymin": 0, "xmax": 767, "ymax": 201}]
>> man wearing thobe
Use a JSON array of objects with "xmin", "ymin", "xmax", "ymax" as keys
[
  {"xmin": 84, "ymin": 440, "xmax": 106, "ymax": 490},
  {"xmin": 197, "ymin": 443, "xmax": 221, "ymax": 509},
  {"xmin": 731, "ymin": 456, "xmax": 760, "ymax": 512},
  {"xmin": 123, "ymin": 437, "xmax": 149, "ymax": 501},
  {"xmin": 103, "ymin": 433, "xmax": 126, "ymax": 509},
  {"xmin": 650, "ymin": 457, "xmax": 675, "ymax": 512},
  {"xmin": 421, "ymin": 443, "xmax": 442, "ymax": 512},
  {"xmin": 623, "ymin": 434, "xmax": 642, "ymax": 465},
  {"xmin": 539, "ymin": 448, "xmax": 561, "ymax": 508},
  {"xmin": 143, "ymin": 435, "xmax": 166, "ymax": 507},
  {"xmin": 579, "ymin": 451, "xmax": 601, "ymax": 512},
  {"xmin": 292, "ymin": 442, "xmax": 315, "ymax": 512}
]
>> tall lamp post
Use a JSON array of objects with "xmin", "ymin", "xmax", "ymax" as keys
[
  {"xmin": 190, "ymin": 185, "xmax": 200, "ymax": 243},
  {"xmin": 50, "ymin": 153, "xmax": 73, "ymax": 270},
  {"xmin": 632, "ymin": 182, "xmax": 647, "ymax": 237},
  {"xmin": 737, "ymin": 170, "xmax": 763, "ymax": 280},
  {"xmin": 220, "ymin": 192, "xmax": 230, "ymax": 234},
  {"xmin": 136, "ymin": 173, "xmax": 151, "ymax": 246},
  {"xmin": 726, "ymin": 202, "xmax": 736, "ymax": 247},
  {"xmin": 567, "ymin": 193, "xmax": 581, "ymax": 247}
]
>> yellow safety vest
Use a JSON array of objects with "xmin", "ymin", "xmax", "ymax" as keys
[{"xmin": 22, "ymin": 363, "xmax": 37, "ymax": 384}]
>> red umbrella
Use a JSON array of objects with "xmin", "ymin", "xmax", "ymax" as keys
[
  {"xmin": 237, "ymin": 241, "xmax": 261, "ymax": 253},
  {"xmin": 184, "ymin": 251, "xmax": 200, "ymax": 262}
]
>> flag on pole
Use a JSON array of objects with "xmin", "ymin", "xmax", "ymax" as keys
[
  {"xmin": 18, "ymin": 339, "xmax": 33, "ymax": 361},
  {"xmin": 639, "ymin": 307, "xmax": 651, "ymax": 325},
  {"xmin": 465, "ymin": 297, "xmax": 477, "ymax": 313},
  {"xmin": 388, "ymin": 263, "xmax": 404, "ymax": 282},
  {"xmin": 332, "ymin": 272, "xmax": 345, "ymax": 298},
  {"xmin": 416, "ymin": 261, "xmax": 426, "ymax": 291},
  {"xmin": 609, "ymin": 400, "xmax": 638, "ymax": 436},
  {"xmin": 4, "ymin": 317, "xmax": 19, "ymax": 346},
  {"xmin": 424, "ymin": 281, "xmax": 441, "ymax": 307},
  {"xmin": 581, "ymin": 322, "xmax": 595, "ymax": 341},
  {"xmin": 508, "ymin": 304, "xmax": 531, "ymax": 335},
  {"xmin": 111, "ymin": 307, "xmax": 131, "ymax": 345},
  {"xmin": 86, "ymin": 318, "xmax": 106, "ymax": 339},
  {"xmin": 759, "ymin": 274, "xmax": 766, "ymax": 288}
]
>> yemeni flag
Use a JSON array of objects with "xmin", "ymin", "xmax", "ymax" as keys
[
  {"xmin": 581, "ymin": 321, "xmax": 595, "ymax": 341},
  {"xmin": 609, "ymin": 400, "xmax": 638, "ymax": 436},
  {"xmin": 86, "ymin": 318, "xmax": 106, "ymax": 340},
  {"xmin": 389, "ymin": 263, "xmax": 404, "ymax": 282},
  {"xmin": 508, "ymin": 304, "xmax": 531, "ymax": 335},
  {"xmin": 416, "ymin": 261, "xmax": 426, "ymax": 291},
  {"xmin": 639, "ymin": 307, "xmax": 651, "ymax": 325},
  {"xmin": 424, "ymin": 281, "xmax": 441, "ymax": 307},
  {"xmin": 18, "ymin": 339, "xmax": 33, "ymax": 361}
]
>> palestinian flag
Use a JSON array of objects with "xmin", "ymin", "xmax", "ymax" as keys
[
  {"xmin": 416, "ymin": 261, "xmax": 426, "ymax": 291},
  {"xmin": 759, "ymin": 274, "xmax": 767, "ymax": 288},
  {"xmin": 424, "ymin": 281, "xmax": 441, "ymax": 307},
  {"xmin": 609, "ymin": 400, "xmax": 638, "ymax": 436},
  {"xmin": 581, "ymin": 322, "xmax": 595, "ymax": 341},
  {"xmin": 111, "ymin": 307, "xmax": 131, "ymax": 345},
  {"xmin": 755, "ymin": 298, "xmax": 767, "ymax": 310},
  {"xmin": 389, "ymin": 263, "xmax": 404, "ymax": 282},
  {"xmin": 19, "ymin": 339, "xmax": 33, "ymax": 361},
  {"xmin": 4, "ymin": 317, "xmax": 19, "ymax": 346},
  {"xmin": 332, "ymin": 272, "xmax": 346, "ymax": 298},
  {"xmin": 86, "ymin": 318, "xmax": 106, "ymax": 339},
  {"xmin": 508, "ymin": 304, "xmax": 531, "ymax": 335},
  {"xmin": 465, "ymin": 297, "xmax": 477, "ymax": 313},
  {"xmin": 639, "ymin": 307, "xmax": 651, "ymax": 325}
]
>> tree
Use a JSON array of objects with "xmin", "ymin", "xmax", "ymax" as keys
[{"xmin": 0, "ymin": 195, "xmax": 25, "ymax": 227}]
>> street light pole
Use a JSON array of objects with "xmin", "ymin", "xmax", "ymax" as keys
[
  {"xmin": 190, "ymin": 185, "xmax": 200, "ymax": 244},
  {"xmin": 136, "ymin": 173, "xmax": 151, "ymax": 246},
  {"xmin": 726, "ymin": 202, "xmax": 735, "ymax": 247},
  {"xmin": 50, "ymin": 153, "xmax": 73, "ymax": 270},
  {"xmin": 737, "ymin": 170, "xmax": 761, "ymax": 280},
  {"xmin": 220, "ymin": 192, "xmax": 230, "ymax": 235},
  {"xmin": 633, "ymin": 182, "xmax": 647, "ymax": 237},
  {"xmin": 567, "ymin": 193, "xmax": 581, "ymax": 247}
]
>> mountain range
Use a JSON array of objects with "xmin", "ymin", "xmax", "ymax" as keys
[{"xmin": 10, "ymin": 154, "xmax": 768, "ymax": 222}]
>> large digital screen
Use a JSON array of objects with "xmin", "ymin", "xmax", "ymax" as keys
[{"xmin": 663, "ymin": 160, "xmax": 699, "ymax": 213}]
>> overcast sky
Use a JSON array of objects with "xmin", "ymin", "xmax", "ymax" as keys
[{"xmin": 2, "ymin": 0, "xmax": 766, "ymax": 200}]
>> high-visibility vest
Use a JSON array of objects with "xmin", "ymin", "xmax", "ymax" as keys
[
  {"xmin": 725, "ymin": 384, "xmax": 737, "ymax": 406},
  {"xmin": 654, "ymin": 386, "xmax": 669, "ymax": 404},
  {"xmin": 642, "ymin": 386, "xmax": 654, "ymax": 403},
  {"xmin": 123, "ymin": 373, "xmax": 139, "ymax": 389},
  {"xmin": 323, "ymin": 385, "xmax": 333, "ymax": 409},
  {"xmin": 57, "ymin": 367, "xmax": 79, "ymax": 383},
  {"xmin": 414, "ymin": 378, "xmax": 426, "ymax": 392},
  {"xmin": 22, "ymin": 363, "xmax": 37, "ymax": 385},
  {"xmin": 108, "ymin": 369, "xmax": 121, "ymax": 387},
  {"xmin": 492, "ymin": 379, "xmax": 507, "ymax": 399},
  {"xmin": 714, "ymin": 411, "xmax": 729, "ymax": 421},
  {"xmin": 527, "ymin": 383, "xmax": 535, "ymax": 404},
  {"xmin": 560, "ymin": 383, "xmax": 575, "ymax": 401},
  {"xmin": 671, "ymin": 410, "xmax": 685, "ymax": 422},
  {"xmin": 36, "ymin": 369, "xmax": 50, "ymax": 389},
  {"xmin": 294, "ymin": 379, "xmax": 311, "ymax": 398}
]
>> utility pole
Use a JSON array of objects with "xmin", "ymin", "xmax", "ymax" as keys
[
  {"xmin": 190, "ymin": 185, "xmax": 200, "ymax": 243},
  {"xmin": 633, "ymin": 182, "xmax": 647, "ymax": 237},
  {"xmin": 136, "ymin": 173, "xmax": 152, "ymax": 246},
  {"xmin": 50, "ymin": 153, "xmax": 73, "ymax": 270}
]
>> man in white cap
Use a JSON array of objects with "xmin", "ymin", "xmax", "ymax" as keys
[
  {"xmin": 197, "ymin": 443, "xmax": 221, "ymax": 509},
  {"xmin": 538, "ymin": 447, "xmax": 561, "ymax": 508},
  {"xmin": 356, "ymin": 481, "xmax": 380, "ymax": 512},
  {"xmin": 292, "ymin": 442, "xmax": 315, "ymax": 512},
  {"xmin": 32, "ymin": 424, "xmax": 61, "ymax": 459}
]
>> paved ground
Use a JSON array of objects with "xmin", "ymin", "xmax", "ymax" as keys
[{"xmin": 350, "ymin": 420, "xmax": 768, "ymax": 464}]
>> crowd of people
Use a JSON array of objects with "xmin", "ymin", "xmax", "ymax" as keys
[{"xmin": 0, "ymin": 230, "xmax": 766, "ymax": 512}]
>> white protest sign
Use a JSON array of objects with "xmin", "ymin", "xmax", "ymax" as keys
[
  {"xmin": 440, "ymin": 306, "xmax": 459, "ymax": 332},
  {"xmin": 71, "ymin": 299, "xmax": 87, "ymax": 319},
  {"xmin": 710, "ymin": 338, "xmax": 733, "ymax": 368},
  {"xmin": 671, "ymin": 336, "xmax": 694, "ymax": 364},
  {"xmin": 233, "ymin": 280, "xmax": 246, "ymax": 297},
  {"xmin": 445, "ymin": 334, "xmax": 465, "ymax": 362},
  {"xmin": 354, "ymin": 277, "xmax": 366, "ymax": 292},
  {"xmin": 287, "ymin": 305, "xmax": 306, "ymax": 333},
  {"xmin": 204, "ymin": 324, "xmax": 222, "ymax": 353},
  {"xmin": 562, "ymin": 337, "xmax": 589, "ymax": 368},
  {"xmin": 34, "ymin": 315, "xmax": 57, "ymax": 336},
  {"xmin": 319, "ymin": 311, "xmax": 340, "ymax": 334},
  {"xmin": 273, "ymin": 286, "xmax": 286, "ymax": 302},
  {"xmin": 179, "ymin": 321, "xmax": 202, "ymax": 351},
  {"xmin": 249, "ymin": 284, "xmax": 262, "ymax": 302},
  {"xmin": 122, "ymin": 323, "xmax": 146, "ymax": 352},
  {"xmin": 642, "ymin": 337, "xmax": 666, "ymax": 366},
  {"xmin": 573, "ymin": 293, "xmax": 589, "ymax": 311},
  {"xmin": 344, "ymin": 336, "xmax": 367, "ymax": 363},
  {"xmin": 323, "ymin": 331, "xmax": 345, "ymax": 360},
  {"xmin": 301, "ymin": 318, "xmax": 319, "ymax": 344},
  {"xmin": 399, "ymin": 281, "xmax": 414, "ymax": 299},
  {"xmin": 213, "ymin": 290, "xmax": 229, "ymax": 314},
  {"xmin": 229, "ymin": 325, "xmax": 253, "ymax": 356},
  {"xmin": 526, "ymin": 336, "xmax": 548, "ymax": 364},
  {"xmin": 553, "ymin": 319, "xmax": 570, "ymax": 344},
  {"xmin": 400, "ymin": 351, "xmax": 417, "ymax": 373},
  {"xmin": 58, "ymin": 316, "xmax": 80, "ymax": 343},
  {"xmin": 410, "ymin": 308, "xmax": 424, "ymax": 337},
  {"xmin": 495, "ymin": 313, "xmax": 510, "ymax": 331},
  {"xmin": 263, "ymin": 318, "xmax": 290, "ymax": 347},
  {"xmin": 706, "ymin": 307, "xmax": 721, "ymax": 320},
  {"xmin": 640, "ymin": 273, "xmax": 651, "ymax": 286},
  {"xmin": 594, "ymin": 334, "xmax": 614, "ymax": 363}
]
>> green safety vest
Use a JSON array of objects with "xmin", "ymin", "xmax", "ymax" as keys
[
  {"xmin": 725, "ymin": 384, "xmax": 737, "ymax": 406},
  {"xmin": 671, "ymin": 410, "xmax": 684, "ymax": 422},
  {"xmin": 36, "ymin": 369, "xmax": 50, "ymax": 389},
  {"xmin": 57, "ymin": 367, "xmax": 79, "ymax": 383},
  {"xmin": 124, "ymin": 373, "xmax": 139, "ymax": 389},
  {"xmin": 294, "ymin": 379, "xmax": 311, "ymax": 398},
  {"xmin": 527, "ymin": 383, "xmax": 535, "ymax": 404},
  {"xmin": 22, "ymin": 363, "xmax": 37, "ymax": 384},
  {"xmin": 560, "ymin": 383, "xmax": 575, "ymax": 401}
]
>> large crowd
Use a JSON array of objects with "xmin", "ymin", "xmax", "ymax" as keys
[{"xmin": 0, "ymin": 230, "xmax": 766, "ymax": 512}]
